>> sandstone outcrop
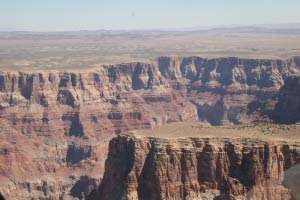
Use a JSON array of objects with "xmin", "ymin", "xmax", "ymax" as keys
[
  {"xmin": 154, "ymin": 56, "xmax": 300, "ymax": 125},
  {"xmin": 0, "ymin": 56, "xmax": 300, "ymax": 199},
  {"xmin": 0, "ymin": 62, "xmax": 197, "ymax": 199},
  {"xmin": 91, "ymin": 124, "xmax": 300, "ymax": 200}
]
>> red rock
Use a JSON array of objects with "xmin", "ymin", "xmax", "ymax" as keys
[
  {"xmin": 91, "ymin": 134, "xmax": 300, "ymax": 200},
  {"xmin": 0, "ymin": 56, "xmax": 300, "ymax": 198}
]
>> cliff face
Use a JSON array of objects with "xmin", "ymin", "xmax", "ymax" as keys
[
  {"xmin": 92, "ymin": 133, "xmax": 300, "ymax": 200},
  {"xmin": 0, "ymin": 56, "xmax": 300, "ymax": 199},
  {"xmin": 0, "ymin": 62, "xmax": 197, "ymax": 199},
  {"xmin": 273, "ymin": 75, "xmax": 300, "ymax": 123},
  {"xmin": 155, "ymin": 56, "xmax": 300, "ymax": 124}
]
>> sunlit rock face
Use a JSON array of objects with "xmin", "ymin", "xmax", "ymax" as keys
[
  {"xmin": 0, "ymin": 61, "xmax": 197, "ymax": 199},
  {"xmin": 90, "ymin": 133, "xmax": 300, "ymax": 200},
  {"xmin": 155, "ymin": 56, "xmax": 300, "ymax": 125},
  {"xmin": 0, "ymin": 56, "xmax": 299, "ymax": 199}
]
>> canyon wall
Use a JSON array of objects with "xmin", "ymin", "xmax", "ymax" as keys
[
  {"xmin": 91, "ymin": 134, "xmax": 300, "ymax": 200},
  {"xmin": 0, "ymin": 56, "xmax": 299, "ymax": 199},
  {"xmin": 0, "ymin": 62, "xmax": 197, "ymax": 199},
  {"xmin": 154, "ymin": 56, "xmax": 300, "ymax": 124},
  {"xmin": 273, "ymin": 75, "xmax": 300, "ymax": 123}
]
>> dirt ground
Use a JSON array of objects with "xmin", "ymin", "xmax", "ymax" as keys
[{"xmin": 131, "ymin": 122, "xmax": 300, "ymax": 142}]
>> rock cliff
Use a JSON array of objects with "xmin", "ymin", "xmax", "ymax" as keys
[
  {"xmin": 273, "ymin": 74, "xmax": 300, "ymax": 123},
  {"xmin": 0, "ymin": 62, "xmax": 197, "ymax": 199},
  {"xmin": 154, "ymin": 56, "xmax": 300, "ymax": 124},
  {"xmin": 91, "ymin": 123, "xmax": 300, "ymax": 200},
  {"xmin": 0, "ymin": 56, "xmax": 300, "ymax": 199}
]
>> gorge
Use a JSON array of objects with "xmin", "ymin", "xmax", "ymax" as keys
[
  {"xmin": 89, "ymin": 123, "xmax": 300, "ymax": 200},
  {"xmin": 0, "ymin": 56, "xmax": 300, "ymax": 199}
]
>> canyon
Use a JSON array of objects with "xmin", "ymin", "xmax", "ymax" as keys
[
  {"xmin": 0, "ymin": 56, "xmax": 300, "ymax": 199},
  {"xmin": 89, "ymin": 123, "xmax": 300, "ymax": 200}
]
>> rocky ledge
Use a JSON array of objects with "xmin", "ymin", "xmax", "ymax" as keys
[
  {"xmin": 90, "ymin": 123, "xmax": 300, "ymax": 200},
  {"xmin": 0, "ymin": 56, "xmax": 300, "ymax": 199}
]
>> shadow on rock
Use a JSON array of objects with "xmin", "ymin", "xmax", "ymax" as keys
[
  {"xmin": 0, "ymin": 193, "xmax": 5, "ymax": 200},
  {"xmin": 282, "ymin": 163, "xmax": 300, "ymax": 199},
  {"xmin": 71, "ymin": 176, "xmax": 100, "ymax": 199}
]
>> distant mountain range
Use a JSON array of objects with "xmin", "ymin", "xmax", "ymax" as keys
[
  {"xmin": 178, "ymin": 22, "xmax": 300, "ymax": 31},
  {"xmin": 1, "ymin": 22, "xmax": 300, "ymax": 33}
]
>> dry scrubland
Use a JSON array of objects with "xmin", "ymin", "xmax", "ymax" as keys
[
  {"xmin": 132, "ymin": 122, "xmax": 300, "ymax": 142},
  {"xmin": 1, "ymin": 28, "xmax": 300, "ymax": 71}
]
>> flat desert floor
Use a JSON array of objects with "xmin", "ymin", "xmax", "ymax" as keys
[
  {"xmin": 1, "ymin": 28, "xmax": 300, "ymax": 71},
  {"xmin": 131, "ymin": 122, "xmax": 300, "ymax": 142}
]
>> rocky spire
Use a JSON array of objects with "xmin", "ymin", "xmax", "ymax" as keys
[{"xmin": 219, "ymin": 97, "xmax": 231, "ymax": 125}]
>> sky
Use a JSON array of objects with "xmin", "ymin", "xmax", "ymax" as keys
[{"xmin": 1, "ymin": 0, "xmax": 300, "ymax": 31}]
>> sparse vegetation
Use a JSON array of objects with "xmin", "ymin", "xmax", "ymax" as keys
[
  {"xmin": 133, "ymin": 122, "xmax": 300, "ymax": 142},
  {"xmin": 1, "ymin": 29, "xmax": 300, "ymax": 71}
]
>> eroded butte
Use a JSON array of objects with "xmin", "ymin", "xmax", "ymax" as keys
[{"xmin": 91, "ymin": 123, "xmax": 300, "ymax": 200}]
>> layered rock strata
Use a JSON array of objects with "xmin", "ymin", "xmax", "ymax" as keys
[
  {"xmin": 0, "ymin": 56, "xmax": 300, "ymax": 199},
  {"xmin": 154, "ymin": 56, "xmax": 300, "ymax": 124},
  {"xmin": 91, "ymin": 126, "xmax": 300, "ymax": 200},
  {"xmin": 0, "ymin": 62, "xmax": 197, "ymax": 199}
]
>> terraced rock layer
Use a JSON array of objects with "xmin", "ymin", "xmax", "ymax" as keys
[
  {"xmin": 0, "ymin": 61, "xmax": 197, "ymax": 199},
  {"xmin": 91, "ymin": 125, "xmax": 300, "ymax": 200},
  {"xmin": 0, "ymin": 56, "xmax": 299, "ymax": 199}
]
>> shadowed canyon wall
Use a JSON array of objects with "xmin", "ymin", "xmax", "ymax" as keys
[{"xmin": 273, "ymin": 74, "xmax": 300, "ymax": 123}]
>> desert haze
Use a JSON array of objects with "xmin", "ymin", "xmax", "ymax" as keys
[{"xmin": 1, "ymin": 27, "xmax": 300, "ymax": 71}]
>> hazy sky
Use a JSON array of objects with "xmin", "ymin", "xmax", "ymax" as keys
[{"xmin": 1, "ymin": 0, "xmax": 300, "ymax": 31}]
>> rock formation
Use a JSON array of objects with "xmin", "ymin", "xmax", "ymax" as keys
[
  {"xmin": 91, "ymin": 126, "xmax": 300, "ymax": 200},
  {"xmin": 157, "ymin": 56, "xmax": 300, "ymax": 125},
  {"xmin": 0, "ymin": 62, "xmax": 197, "ymax": 199},
  {"xmin": 0, "ymin": 56, "xmax": 300, "ymax": 199},
  {"xmin": 273, "ymin": 74, "xmax": 300, "ymax": 123}
]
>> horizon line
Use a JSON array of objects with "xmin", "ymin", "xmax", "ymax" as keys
[{"xmin": 1, "ymin": 22, "xmax": 300, "ymax": 33}]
